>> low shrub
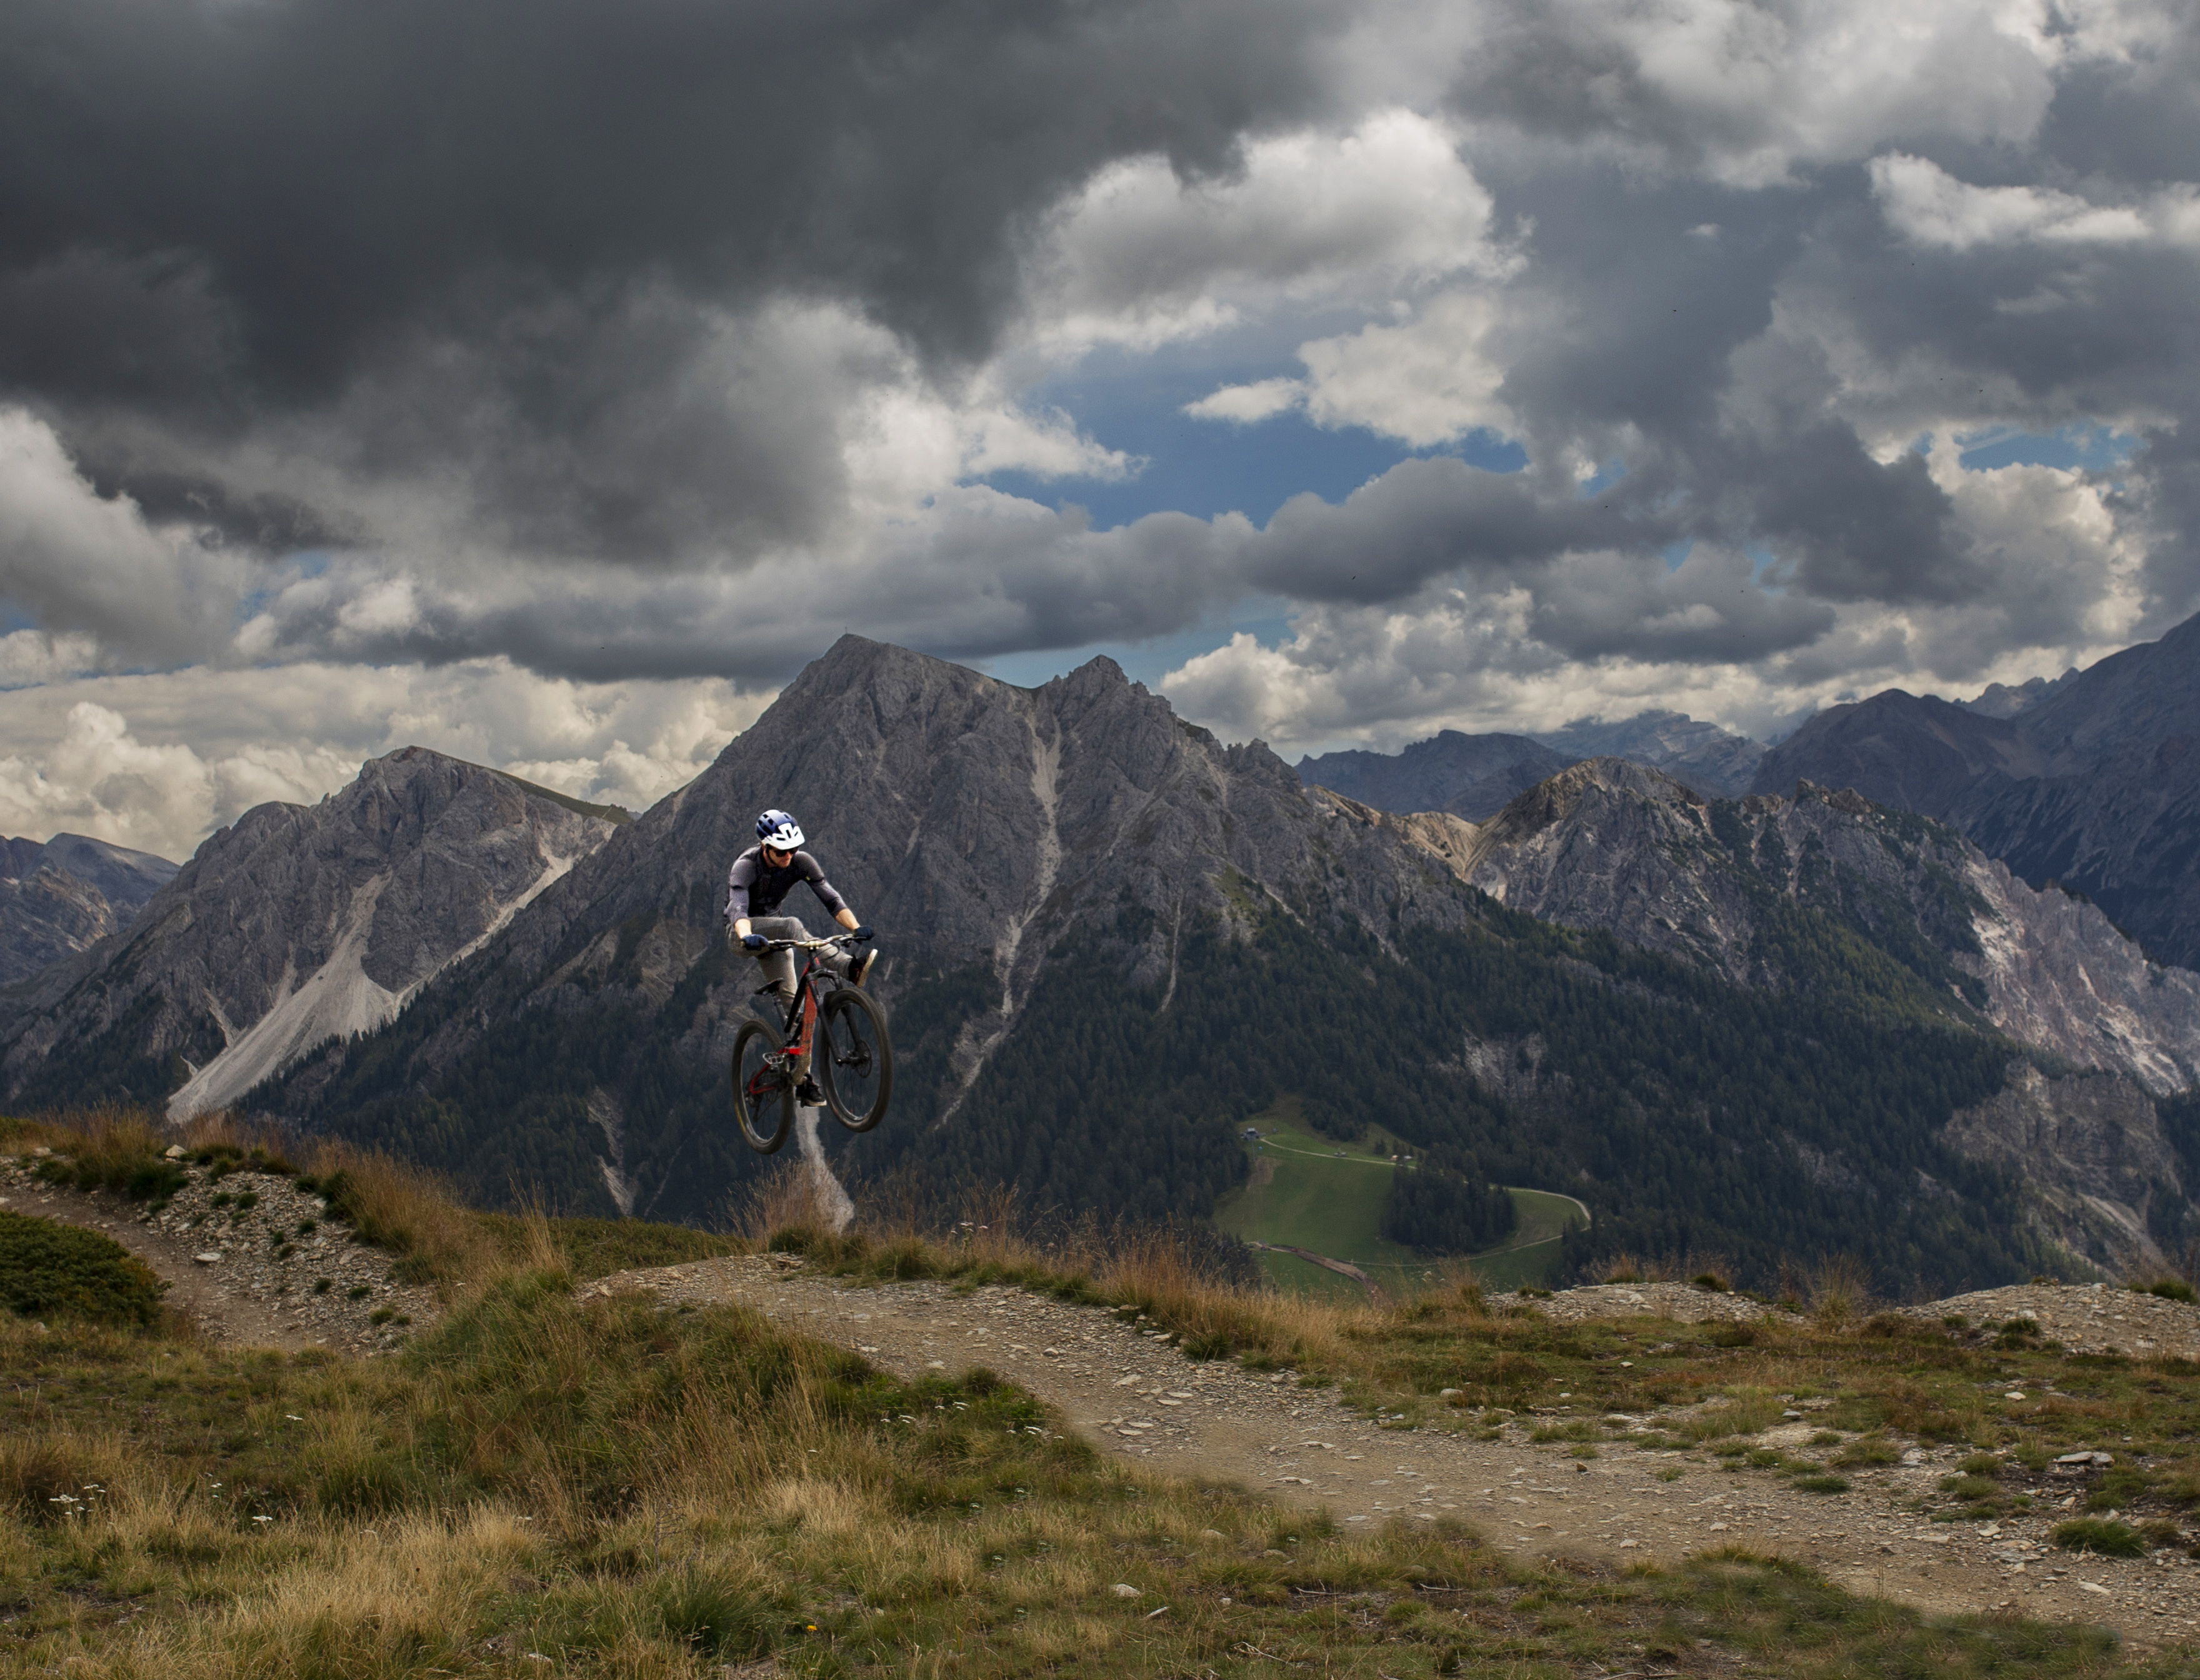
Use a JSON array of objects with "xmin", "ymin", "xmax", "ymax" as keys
[
  {"xmin": 25, "ymin": 1107, "xmax": 185, "ymax": 1202},
  {"xmin": 2133, "ymin": 1278, "xmax": 2199, "ymax": 1305},
  {"xmin": 1831, "ymin": 1436, "xmax": 1899, "ymax": 1468},
  {"xmin": 2052, "ymin": 1518, "xmax": 2146, "ymax": 1558},
  {"xmin": 1938, "ymin": 1473, "xmax": 1999, "ymax": 1502},
  {"xmin": 0, "ymin": 1209, "xmax": 165, "ymax": 1326},
  {"xmin": 0, "ymin": 1436, "xmax": 120, "ymax": 1523}
]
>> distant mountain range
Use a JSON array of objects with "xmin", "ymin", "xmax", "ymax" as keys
[
  {"xmin": 1298, "ymin": 709, "xmax": 1766, "ymax": 819},
  {"xmin": 1752, "ymin": 609, "xmax": 2200, "ymax": 971},
  {"xmin": 0, "ymin": 750, "xmax": 625, "ymax": 1117},
  {"xmin": 1321, "ymin": 759, "xmax": 2200, "ymax": 1273},
  {"xmin": 0, "ymin": 833, "xmax": 178, "ymax": 987},
  {"xmin": 6, "ymin": 634, "xmax": 2199, "ymax": 1288}
]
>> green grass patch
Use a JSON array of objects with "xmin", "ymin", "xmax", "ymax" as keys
[
  {"xmin": 0, "ymin": 1276, "xmax": 2184, "ymax": 1680},
  {"xmin": 2052, "ymin": 1519, "xmax": 2147, "ymax": 1558},
  {"xmin": 1211, "ymin": 1100, "xmax": 1586, "ymax": 1298},
  {"xmin": 2132, "ymin": 1278, "xmax": 2198, "ymax": 1305},
  {"xmin": 0, "ymin": 1209, "xmax": 166, "ymax": 1326},
  {"xmin": 477, "ymin": 1209, "xmax": 745, "ymax": 1281}
]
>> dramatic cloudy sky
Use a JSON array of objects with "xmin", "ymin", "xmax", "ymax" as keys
[{"xmin": 2, "ymin": 0, "xmax": 2196, "ymax": 857}]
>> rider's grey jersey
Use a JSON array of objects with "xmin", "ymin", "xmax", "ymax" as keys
[{"xmin": 725, "ymin": 846, "xmax": 848, "ymax": 926}]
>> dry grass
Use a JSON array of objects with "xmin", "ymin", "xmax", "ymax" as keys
[
  {"xmin": 292, "ymin": 1138, "xmax": 498, "ymax": 1289},
  {"xmin": 769, "ymin": 1183, "xmax": 1377, "ymax": 1374},
  {"xmin": 1, "ymin": 1127, "xmax": 2184, "ymax": 1677},
  {"xmin": 1809, "ymin": 1253, "xmax": 1876, "ymax": 1327}
]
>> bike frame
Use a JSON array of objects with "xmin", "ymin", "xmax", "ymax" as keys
[{"xmin": 758, "ymin": 933, "xmax": 858, "ymax": 1084}]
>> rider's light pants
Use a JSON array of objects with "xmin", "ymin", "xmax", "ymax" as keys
[{"xmin": 744, "ymin": 915, "xmax": 856, "ymax": 1001}]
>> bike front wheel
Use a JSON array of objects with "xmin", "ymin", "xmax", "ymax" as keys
[
  {"xmin": 731, "ymin": 1018, "xmax": 794, "ymax": 1153},
  {"xmin": 817, "ymin": 986, "xmax": 893, "ymax": 1132}
]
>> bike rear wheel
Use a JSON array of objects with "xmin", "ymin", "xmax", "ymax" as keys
[
  {"xmin": 731, "ymin": 1018, "xmax": 794, "ymax": 1153},
  {"xmin": 817, "ymin": 986, "xmax": 893, "ymax": 1132}
]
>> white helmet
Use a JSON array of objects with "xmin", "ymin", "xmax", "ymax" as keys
[{"xmin": 756, "ymin": 809, "xmax": 804, "ymax": 849}]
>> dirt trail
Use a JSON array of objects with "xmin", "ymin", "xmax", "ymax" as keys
[
  {"xmin": 17, "ymin": 1171, "xmax": 2198, "ymax": 1649},
  {"xmin": 597, "ymin": 1256, "xmax": 2200, "ymax": 1651},
  {"xmin": 1, "ymin": 1152, "xmax": 432, "ymax": 1354},
  {"xmin": 2, "ymin": 1174, "xmax": 307, "ymax": 1349}
]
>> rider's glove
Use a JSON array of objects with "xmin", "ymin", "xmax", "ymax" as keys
[
  {"xmin": 741, "ymin": 932, "xmax": 766, "ymax": 951},
  {"xmin": 852, "ymin": 925, "xmax": 874, "ymax": 941}
]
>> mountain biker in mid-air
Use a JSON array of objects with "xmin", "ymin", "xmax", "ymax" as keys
[{"xmin": 728, "ymin": 809, "xmax": 874, "ymax": 1107}]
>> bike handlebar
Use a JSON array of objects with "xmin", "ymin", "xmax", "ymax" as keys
[{"xmin": 750, "ymin": 931, "xmax": 871, "ymax": 951}]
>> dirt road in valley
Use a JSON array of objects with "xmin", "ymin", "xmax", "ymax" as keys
[{"xmin": 598, "ymin": 1255, "xmax": 2200, "ymax": 1651}]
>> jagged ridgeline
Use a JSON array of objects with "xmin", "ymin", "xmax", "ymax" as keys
[{"xmin": 233, "ymin": 638, "xmax": 2064, "ymax": 1293}]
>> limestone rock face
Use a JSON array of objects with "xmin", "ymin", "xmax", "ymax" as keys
[
  {"xmin": 0, "ymin": 833, "xmax": 178, "ymax": 986},
  {"xmin": 1387, "ymin": 758, "xmax": 2200, "ymax": 1096},
  {"xmin": 1942, "ymin": 1063, "xmax": 2180, "ymax": 1274},
  {"xmin": 1752, "ymin": 608, "xmax": 2200, "ymax": 969},
  {"xmin": 0, "ymin": 748, "xmax": 621, "ymax": 1116},
  {"xmin": 322, "ymin": 638, "xmax": 1474, "ymax": 1104}
]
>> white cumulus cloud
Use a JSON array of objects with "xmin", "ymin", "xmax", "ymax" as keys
[
  {"xmin": 1026, "ymin": 109, "xmax": 1515, "ymax": 358},
  {"xmin": 0, "ymin": 661, "xmax": 773, "ymax": 861},
  {"xmin": 1871, "ymin": 152, "xmax": 2200, "ymax": 250}
]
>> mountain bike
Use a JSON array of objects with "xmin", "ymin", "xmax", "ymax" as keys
[{"xmin": 730, "ymin": 932, "xmax": 893, "ymax": 1153}]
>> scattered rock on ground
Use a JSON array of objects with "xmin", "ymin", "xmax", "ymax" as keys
[
  {"xmin": 0, "ymin": 1151, "xmax": 434, "ymax": 1353},
  {"xmin": 1528, "ymin": 1281, "xmax": 1799, "ymax": 1326},
  {"xmin": 1899, "ymin": 1282, "xmax": 2200, "ymax": 1360}
]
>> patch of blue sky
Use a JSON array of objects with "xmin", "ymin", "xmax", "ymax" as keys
[
  {"xmin": 978, "ymin": 352, "xmax": 1524, "ymax": 531},
  {"xmin": 1956, "ymin": 423, "xmax": 2136, "ymax": 474},
  {"xmin": 1576, "ymin": 461, "xmax": 1628, "ymax": 498}
]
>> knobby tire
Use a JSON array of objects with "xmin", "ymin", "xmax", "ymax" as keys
[
  {"xmin": 731, "ymin": 1017, "xmax": 793, "ymax": 1153},
  {"xmin": 818, "ymin": 986, "xmax": 893, "ymax": 1132}
]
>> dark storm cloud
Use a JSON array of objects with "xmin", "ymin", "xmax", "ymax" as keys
[
  {"xmin": 6, "ymin": 0, "xmax": 2200, "ymax": 702},
  {"xmin": 0, "ymin": 0, "xmax": 1343, "ymax": 552},
  {"xmin": 1742, "ymin": 429, "xmax": 1977, "ymax": 604},
  {"xmin": 1248, "ymin": 456, "xmax": 1642, "ymax": 602}
]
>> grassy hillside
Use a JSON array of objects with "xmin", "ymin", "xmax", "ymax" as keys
[
  {"xmin": 1211, "ymin": 1101, "xmax": 1586, "ymax": 1301},
  {"xmin": 2, "ymin": 1108, "xmax": 2189, "ymax": 1679}
]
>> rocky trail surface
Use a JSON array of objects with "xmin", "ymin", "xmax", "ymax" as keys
[
  {"xmin": 599, "ymin": 1257, "xmax": 2200, "ymax": 1652},
  {"xmin": 15, "ymin": 1169, "xmax": 2200, "ymax": 1652},
  {"xmin": 0, "ymin": 1149, "xmax": 434, "ymax": 1354}
]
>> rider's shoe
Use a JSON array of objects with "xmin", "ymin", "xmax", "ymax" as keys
[
  {"xmin": 849, "ymin": 948, "xmax": 878, "ymax": 989},
  {"xmin": 795, "ymin": 1078, "xmax": 825, "ymax": 1108}
]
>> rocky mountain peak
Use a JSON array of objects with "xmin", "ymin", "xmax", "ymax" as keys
[
  {"xmin": 239, "ymin": 637, "xmax": 1478, "ymax": 1220},
  {"xmin": 1374, "ymin": 763, "xmax": 2200, "ymax": 1095},
  {"xmin": 0, "ymin": 831, "xmax": 178, "ymax": 987},
  {"xmin": 1748, "ymin": 608, "xmax": 2200, "ymax": 969},
  {"xmin": 1299, "ymin": 729, "xmax": 1571, "ymax": 821},
  {"xmin": 0, "ymin": 747, "xmax": 622, "ymax": 1117},
  {"xmin": 1473, "ymin": 756, "xmax": 1704, "ymax": 845}
]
